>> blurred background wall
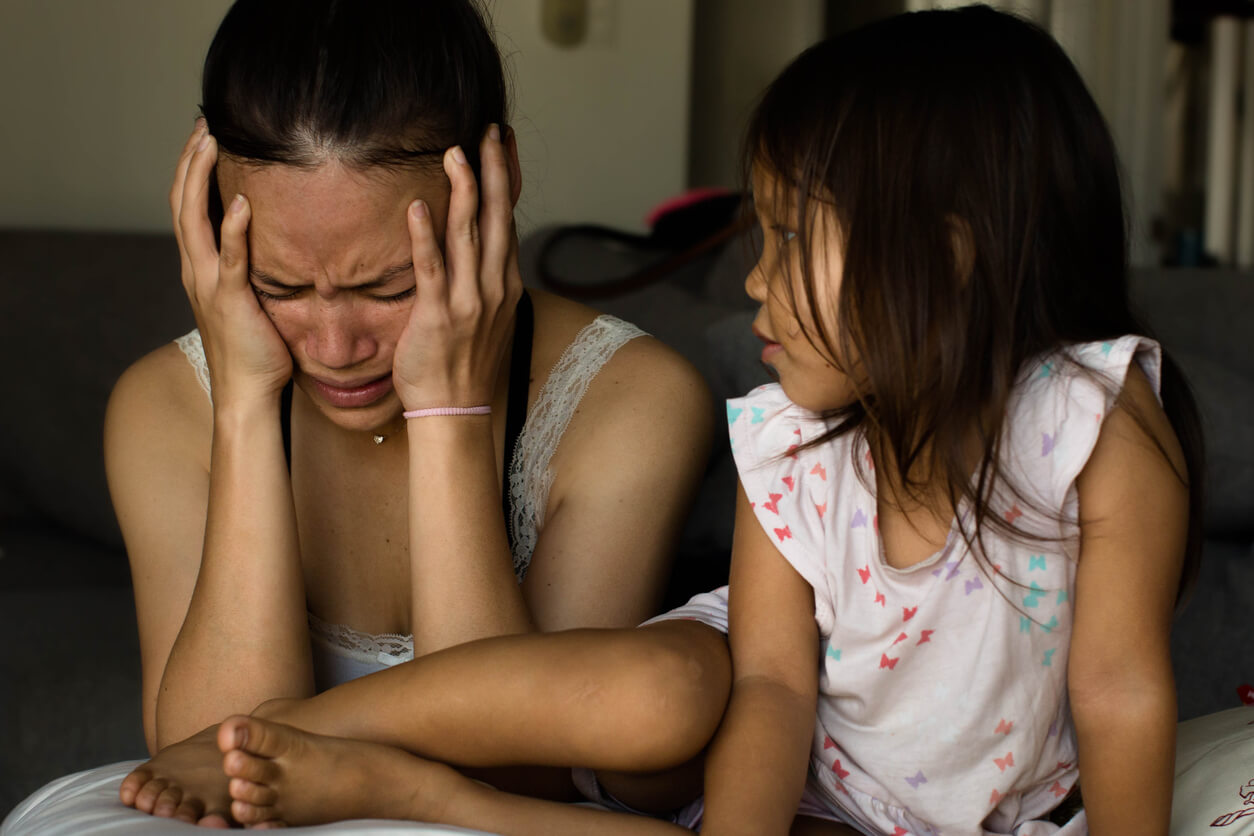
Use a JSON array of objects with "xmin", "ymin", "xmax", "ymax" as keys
[{"xmin": 0, "ymin": 0, "xmax": 1242, "ymax": 267}]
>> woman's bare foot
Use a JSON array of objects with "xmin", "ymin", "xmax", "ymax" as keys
[
  {"xmin": 118, "ymin": 725, "xmax": 234, "ymax": 826},
  {"xmin": 217, "ymin": 714, "xmax": 458, "ymax": 827}
]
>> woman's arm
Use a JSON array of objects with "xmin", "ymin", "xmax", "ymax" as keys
[
  {"xmin": 109, "ymin": 124, "xmax": 313, "ymax": 753},
  {"xmin": 700, "ymin": 483, "xmax": 819, "ymax": 835},
  {"xmin": 1068, "ymin": 366, "xmax": 1188, "ymax": 836},
  {"xmin": 399, "ymin": 128, "xmax": 715, "ymax": 652}
]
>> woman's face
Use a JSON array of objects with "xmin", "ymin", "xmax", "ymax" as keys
[{"xmin": 216, "ymin": 158, "xmax": 450, "ymax": 434}]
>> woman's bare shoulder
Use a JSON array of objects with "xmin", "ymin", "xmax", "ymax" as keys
[
  {"xmin": 106, "ymin": 340, "xmax": 213, "ymax": 469},
  {"xmin": 529, "ymin": 287, "xmax": 715, "ymax": 470},
  {"xmin": 527, "ymin": 287, "xmax": 709, "ymax": 398}
]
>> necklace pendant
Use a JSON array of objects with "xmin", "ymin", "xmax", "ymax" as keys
[{"xmin": 373, "ymin": 434, "xmax": 386, "ymax": 445}]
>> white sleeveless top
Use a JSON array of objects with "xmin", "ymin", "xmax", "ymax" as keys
[{"xmin": 175, "ymin": 314, "xmax": 646, "ymax": 689}]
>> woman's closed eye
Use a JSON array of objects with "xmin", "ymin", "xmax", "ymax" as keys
[{"xmin": 250, "ymin": 285, "xmax": 416, "ymax": 304}]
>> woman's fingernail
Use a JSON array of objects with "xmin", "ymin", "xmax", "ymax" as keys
[
  {"xmin": 488, "ymin": 123, "xmax": 501, "ymax": 142},
  {"xmin": 197, "ymin": 132, "xmax": 212, "ymax": 152},
  {"xmin": 230, "ymin": 194, "xmax": 246, "ymax": 214},
  {"xmin": 411, "ymin": 199, "xmax": 428, "ymax": 219},
  {"xmin": 451, "ymin": 146, "xmax": 467, "ymax": 166}
]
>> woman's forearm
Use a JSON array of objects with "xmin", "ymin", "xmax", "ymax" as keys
[
  {"xmin": 158, "ymin": 399, "xmax": 313, "ymax": 746},
  {"xmin": 406, "ymin": 415, "xmax": 534, "ymax": 654}
]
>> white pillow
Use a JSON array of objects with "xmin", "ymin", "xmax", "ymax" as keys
[{"xmin": 1173, "ymin": 706, "xmax": 1254, "ymax": 834}]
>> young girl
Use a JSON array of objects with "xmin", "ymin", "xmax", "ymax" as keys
[{"xmin": 101, "ymin": 6, "xmax": 1199, "ymax": 836}]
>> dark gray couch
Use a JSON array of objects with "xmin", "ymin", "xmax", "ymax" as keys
[{"xmin": 2, "ymin": 226, "xmax": 1251, "ymax": 819}]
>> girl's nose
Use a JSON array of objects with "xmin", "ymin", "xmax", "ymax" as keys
[{"xmin": 745, "ymin": 258, "xmax": 769, "ymax": 303}]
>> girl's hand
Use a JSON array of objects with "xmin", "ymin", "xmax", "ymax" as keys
[
  {"xmin": 171, "ymin": 120, "xmax": 292, "ymax": 407},
  {"xmin": 393, "ymin": 125, "xmax": 523, "ymax": 409}
]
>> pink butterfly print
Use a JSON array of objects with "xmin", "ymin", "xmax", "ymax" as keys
[
  {"xmin": 782, "ymin": 475, "xmax": 795, "ymax": 492},
  {"xmin": 774, "ymin": 526, "xmax": 792, "ymax": 542},
  {"xmin": 903, "ymin": 606, "xmax": 917, "ymax": 621},
  {"xmin": 880, "ymin": 653, "xmax": 899, "ymax": 670},
  {"xmin": 763, "ymin": 492, "xmax": 783, "ymax": 514},
  {"xmin": 785, "ymin": 444, "xmax": 799, "ymax": 459},
  {"xmin": 994, "ymin": 752, "xmax": 1015, "ymax": 772},
  {"xmin": 858, "ymin": 565, "xmax": 871, "ymax": 584},
  {"xmin": 874, "ymin": 592, "xmax": 886, "ymax": 607},
  {"xmin": 815, "ymin": 502, "xmax": 827, "ymax": 518},
  {"xmin": 891, "ymin": 829, "xmax": 909, "ymax": 836},
  {"xmin": 1049, "ymin": 781, "xmax": 1068, "ymax": 798},
  {"xmin": 916, "ymin": 629, "xmax": 934, "ymax": 645},
  {"xmin": 865, "ymin": 449, "xmax": 875, "ymax": 470},
  {"xmin": 891, "ymin": 632, "xmax": 908, "ymax": 646},
  {"xmin": 810, "ymin": 462, "xmax": 827, "ymax": 481},
  {"xmin": 989, "ymin": 788, "xmax": 1004, "ymax": 806},
  {"xmin": 823, "ymin": 736, "xmax": 836, "ymax": 750},
  {"xmin": 1004, "ymin": 504, "xmax": 1023, "ymax": 523},
  {"xmin": 832, "ymin": 759, "xmax": 851, "ymax": 779},
  {"xmin": 994, "ymin": 718, "xmax": 1013, "ymax": 735}
]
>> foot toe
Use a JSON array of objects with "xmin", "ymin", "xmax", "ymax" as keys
[
  {"xmin": 118, "ymin": 768, "xmax": 152, "ymax": 805},
  {"xmin": 151, "ymin": 785, "xmax": 183, "ymax": 817},
  {"xmin": 133, "ymin": 777, "xmax": 168, "ymax": 813},
  {"xmin": 229, "ymin": 777, "xmax": 279, "ymax": 806},
  {"xmin": 232, "ymin": 799, "xmax": 281, "ymax": 826},
  {"xmin": 224, "ymin": 748, "xmax": 280, "ymax": 783},
  {"xmin": 197, "ymin": 810, "xmax": 233, "ymax": 828}
]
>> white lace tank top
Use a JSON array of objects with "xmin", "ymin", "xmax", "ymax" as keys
[{"xmin": 175, "ymin": 314, "xmax": 646, "ymax": 688}]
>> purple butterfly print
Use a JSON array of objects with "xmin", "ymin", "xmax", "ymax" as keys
[
  {"xmin": 1042, "ymin": 432, "xmax": 1055, "ymax": 456},
  {"xmin": 851, "ymin": 508, "xmax": 868, "ymax": 529},
  {"xmin": 964, "ymin": 576, "xmax": 984, "ymax": 595},
  {"xmin": 905, "ymin": 770, "xmax": 927, "ymax": 789}
]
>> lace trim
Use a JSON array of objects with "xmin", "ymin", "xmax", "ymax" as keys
[
  {"xmin": 307, "ymin": 611, "xmax": 414, "ymax": 666},
  {"xmin": 508, "ymin": 315, "xmax": 647, "ymax": 580},
  {"xmin": 174, "ymin": 329, "xmax": 212, "ymax": 404}
]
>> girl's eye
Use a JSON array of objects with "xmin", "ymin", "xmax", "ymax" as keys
[
  {"xmin": 374, "ymin": 287, "xmax": 416, "ymax": 305},
  {"xmin": 775, "ymin": 226, "xmax": 798, "ymax": 244}
]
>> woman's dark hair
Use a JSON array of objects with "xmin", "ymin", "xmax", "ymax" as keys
[
  {"xmin": 201, "ymin": 0, "xmax": 508, "ymax": 174},
  {"xmin": 746, "ymin": 5, "xmax": 1204, "ymax": 604}
]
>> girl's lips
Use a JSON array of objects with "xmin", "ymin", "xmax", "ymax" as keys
[
  {"xmin": 760, "ymin": 341, "xmax": 784, "ymax": 365},
  {"xmin": 309, "ymin": 374, "xmax": 394, "ymax": 409}
]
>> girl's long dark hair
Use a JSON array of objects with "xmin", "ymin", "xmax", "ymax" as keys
[
  {"xmin": 201, "ymin": 0, "xmax": 508, "ymax": 174},
  {"xmin": 747, "ymin": 5, "xmax": 1203, "ymax": 604}
]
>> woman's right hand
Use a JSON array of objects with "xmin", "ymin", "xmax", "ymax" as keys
[{"xmin": 171, "ymin": 120, "xmax": 291, "ymax": 406}]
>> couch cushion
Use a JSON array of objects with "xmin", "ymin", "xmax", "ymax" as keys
[{"xmin": 0, "ymin": 230, "xmax": 191, "ymax": 549}]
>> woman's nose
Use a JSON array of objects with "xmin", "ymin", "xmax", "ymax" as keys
[{"xmin": 304, "ymin": 305, "xmax": 376, "ymax": 370}]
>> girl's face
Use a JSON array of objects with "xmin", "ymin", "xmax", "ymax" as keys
[
  {"xmin": 746, "ymin": 165, "xmax": 860, "ymax": 413},
  {"xmin": 216, "ymin": 159, "xmax": 451, "ymax": 434}
]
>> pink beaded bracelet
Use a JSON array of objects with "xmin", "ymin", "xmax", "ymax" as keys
[{"xmin": 403, "ymin": 405, "xmax": 492, "ymax": 419}]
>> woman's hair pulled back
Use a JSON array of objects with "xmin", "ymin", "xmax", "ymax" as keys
[
  {"xmin": 747, "ymin": 4, "xmax": 1203, "ymax": 600},
  {"xmin": 202, "ymin": 0, "xmax": 508, "ymax": 173}
]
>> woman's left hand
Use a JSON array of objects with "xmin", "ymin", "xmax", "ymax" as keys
[{"xmin": 393, "ymin": 125, "xmax": 523, "ymax": 410}]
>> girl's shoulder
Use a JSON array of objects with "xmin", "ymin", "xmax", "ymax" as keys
[{"xmin": 1001, "ymin": 335, "xmax": 1163, "ymax": 519}]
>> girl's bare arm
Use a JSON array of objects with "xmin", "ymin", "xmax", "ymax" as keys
[
  {"xmin": 1068, "ymin": 366, "xmax": 1188, "ymax": 836},
  {"xmin": 700, "ymin": 483, "xmax": 819, "ymax": 835}
]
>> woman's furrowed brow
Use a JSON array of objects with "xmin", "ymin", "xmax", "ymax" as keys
[{"xmin": 248, "ymin": 261, "xmax": 415, "ymax": 289}]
